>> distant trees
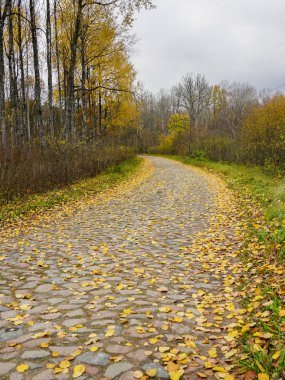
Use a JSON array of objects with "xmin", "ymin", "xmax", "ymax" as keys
[
  {"xmin": 142, "ymin": 72, "xmax": 284, "ymax": 167},
  {"xmin": 138, "ymin": 90, "xmax": 172, "ymax": 151},
  {"xmin": 224, "ymin": 82, "xmax": 257, "ymax": 138},
  {"xmin": 174, "ymin": 73, "xmax": 211, "ymax": 128},
  {"xmin": 173, "ymin": 74, "xmax": 211, "ymax": 154}
]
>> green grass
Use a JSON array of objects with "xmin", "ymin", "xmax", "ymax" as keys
[{"xmin": 0, "ymin": 157, "xmax": 142, "ymax": 225}]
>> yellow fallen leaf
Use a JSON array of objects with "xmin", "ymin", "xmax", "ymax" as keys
[
  {"xmin": 19, "ymin": 304, "xmax": 31, "ymax": 311},
  {"xmin": 257, "ymin": 363, "xmax": 265, "ymax": 373},
  {"xmin": 69, "ymin": 324, "xmax": 83, "ymax": 331},
  {"xmin": 146, "ymin": 368, "xmax": 157, "ymax": 377},
  {"xmin": 40, "ymin": 342, "xmax": 49, "ymax": 348},
  {"xmin": 208, "ymin": 348, "xmax": 217, "ymax": 358},
  {"xmin": 226, "ymin": 303, "xmax": 235, "ymax": 311},
  {"xmin": 170, "ymin": 317, "xmax": 183, "ymax": 323},
  {"xmin": 185, "ymin": 338, "xmax": 197, "ymax": 348},
  {"xmin": 32, "ymin": 331, "xmax": 50, "ymax": 339},
  {"xmin": 212, "ymin": 367, "xmax": 227, "ymax": 373},
  {"xmin": 258, "ymin": 374, "xmax": 269, "ymax": 380},
  {"xmin": 71, "ymin": 349, "xmax": 82, "ymax": 358},
  {"xmin": 169, "ymin": 369, "xmax": 184, "ymax": 380},
  {"xmin": 279, "ymin": 309, "xmax": 285, "ymax": 317},
  {"xmin": 54, "ymin": 368, "xmax": 63, "ymax": 374},
  {"xmin": 159, "ymin": 306, "xmax": 171, "ymax": 313},
  {"xmin": 121, "ymin": 308, "xmax": 134, "ymax": 316},
  {"xmin": 241, "ymin": 324, "xmax": 250, "ymax": 334},
  {"xmin": 73, "ymin": 364, "xmax": 86, "ymax": 378},
  {"xmin": 272, "ymin": 351, "xmax": 281, "ymax": 360},
  {"xmin": 204, "ymin": 362, "xmax": 214, "ymax": 369},
  {"xmin": 16, "ymin": 364, "xmax": 29, "ymax": 373},
  {"xmin": 254, "ymin": 332, "xmax": 273, "ymax": 339},
  {"xmin": 90, "ymin": 346, "xmax": 99, "ymax": 352},
  {"xmin": 225, "ymin": 349, "xmax": 237, "ymax": 359},
  {"xmin": 228, "ymin": 330, "xmax": 239, "ymax": 338},
  {"xmin": 225, "ymin": 376, "xmax": 235, "ymax": 380},
  {"xmin": 197, "ymin": 373, "xmax": 208, "ymax": 378},
  {"xmin": 105, "ymin": 328, "xmax": 115, "ymax": 337},
  {"xmin": 167, "ymin": 362, "xmax": 184, "ymax": 380},
  {"xmin": 59, "ymin": 360, "xmax": 71, "ymax": 369},
  {"xmin": 134, "ymin": 268, "xmax": 144, "ymax": 274}
]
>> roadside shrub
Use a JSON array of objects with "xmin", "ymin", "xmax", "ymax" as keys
[{"xmin": 0, "ymin": 141, "xmax": 136, "ymax": 204}]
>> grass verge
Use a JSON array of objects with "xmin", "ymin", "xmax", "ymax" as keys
[
  {"xmin": 0, "ymin": 157, "xmax": 143, "ymax": 225},
  {"xmin": 165, "ymin": 155, "xmax": 285, "ymax": 223},
  {"xmin": 165, "ymin": 155, "xmax": 285, "ymax": 378}
]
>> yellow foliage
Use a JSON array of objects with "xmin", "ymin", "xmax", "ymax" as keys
[{"xmin": 241, "ymin": 95, "xmax": 285, "ymax": 165}]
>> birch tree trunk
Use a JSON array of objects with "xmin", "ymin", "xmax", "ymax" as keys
[
  {"xmin": 46, "ymin": 0, "xmax": 54, "ymax": 137},
  {"xmin": 0, "ymin": 0, "xmax": 10, "ymax": 149},
  {"xmin": 54, "ymin": 0, "xmax": 62, "ymax": 129},
  {"xmin": 17, "ymin": 0, "xmax": 28, "ymax": 142},
  {"xmin": 8, "ymin": 8, "xmax": 20, "ymax": 143},
  {"xmin": 29, "ymin": 0, "xmax": 43, "ymax": 141},
  {"xmin": 65, "ymin": 0, "xmax": 83, "ymax": 142},
  {"xmin": 81, "ymin": 29, "xmax": 87, "ymax": 142}
]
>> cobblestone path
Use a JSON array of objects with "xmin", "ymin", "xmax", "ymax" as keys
[{"xmin": 0, "ymin": 157, "xmax": 242, "ymax": 380}]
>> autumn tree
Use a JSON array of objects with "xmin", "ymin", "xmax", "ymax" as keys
[
  {"xmin": 63, "ymin": 0, "xmax": 154, "ymax": 140},
  {"xmin": 173, "ymin": 73, "xmax": 211, "ymax": 154},
  {"xmin": 0, "ymin": 0, "xmax": 10, "ymax": 148},
  {"xmin": 175, "ymin": 73, "xmax": 211, "ymax": 129},
  {"xmin": 0, "ymin": 0, "xmax": 154, "ymax": 198},
  {"xmin": 167, "ymin": 113, "xmax": 190, "ymax": 135},
  {"xmin": 241, "ymin": 95, "xmax": 285, "ymax": 166}
]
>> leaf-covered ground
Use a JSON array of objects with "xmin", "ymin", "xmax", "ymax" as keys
[{"xmin": 0, "ymin": 157, "xmax": 283, "ymax": 379}]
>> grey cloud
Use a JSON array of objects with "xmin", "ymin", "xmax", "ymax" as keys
[{"xmin": 132, "ymin": 0, "xmax": 285, "ymax": 92}]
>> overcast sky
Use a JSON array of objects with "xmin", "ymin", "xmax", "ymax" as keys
[{"xmin": 131, "ymin": 0, "xmax": 285, "ymax": 93}]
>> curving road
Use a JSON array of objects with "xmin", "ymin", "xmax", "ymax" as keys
[{"xmin": 0, "ymin": 157, "xmax": 240, "ymax": 379}]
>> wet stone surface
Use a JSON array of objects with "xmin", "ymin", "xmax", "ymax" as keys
[{"xmin": 0, "ymin": 157, "xmax": 241, "ymax": 379}]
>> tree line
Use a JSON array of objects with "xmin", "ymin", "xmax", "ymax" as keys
[
  {"xmin": 0, "ymin": 0, "xmax": 153, "ymax": 202},
  {"xmin": 0, "ymin": 0, "xmax": 155, "ymax": 146},
  {"xmin": 139, "ymin": 73, "xmax": 285, "ymax": 168}
]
